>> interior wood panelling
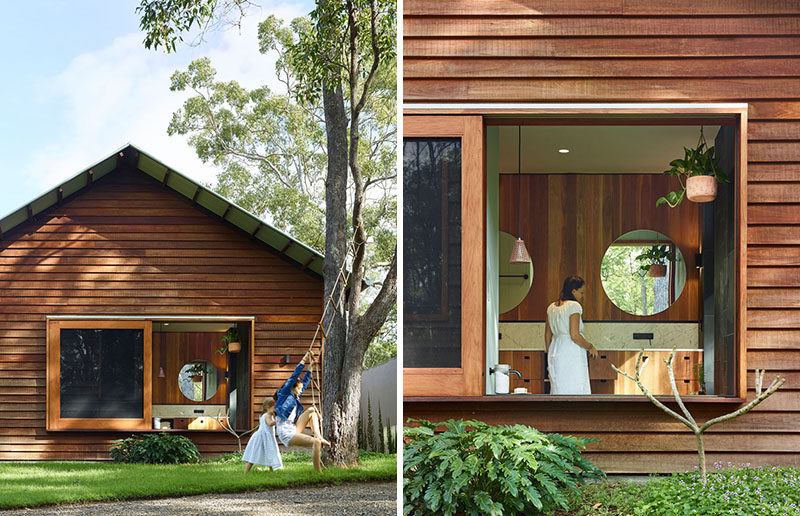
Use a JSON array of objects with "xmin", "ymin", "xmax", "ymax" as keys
[
  {"xmin": 498, "ymin": 173, "xmax": 700, "ymax": 321},
  {"xmin": 404, "ymin": 3, "xmax": 799, "ymax": 472},
  {"xmin": 0, "ymin": 168, "xmax": 322, "ymax": 460}
]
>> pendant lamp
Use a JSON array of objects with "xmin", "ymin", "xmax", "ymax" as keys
[{"xmin": 510, "ymin": 126, "xmax": 532, "ymax": 264}]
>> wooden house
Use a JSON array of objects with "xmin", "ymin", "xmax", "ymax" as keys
[
  {"xmin": 402, "ymin": 2, "xmax": 800, "ymax": 473},
  {"xmin": 0, "ymin": 145, "xmax": 323, "ymax": 460}
]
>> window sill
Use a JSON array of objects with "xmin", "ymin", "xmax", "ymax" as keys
[{"xmin": 404, "ymin": 395, "xmax": 745, "ymax": 403}]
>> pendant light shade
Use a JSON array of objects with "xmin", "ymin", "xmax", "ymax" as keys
[
  {"xmin": 510, "ymin": 125, "xmax": 532, "ymax": 264},
  {"xmin": 157, "ymin": 366, "xmax": 166, "ymax": 378},
  {"xmin": 510, "ymin": 238, "xmax": 532, "ymax": 264}
]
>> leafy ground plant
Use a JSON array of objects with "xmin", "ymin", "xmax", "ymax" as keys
[
  {"xmin": 0, "ymin": 450, "xmax": 396, "ymax": 509},
  {"xmin": 403, "ymin": 419, "xmax": 604, "ymax": 515},
  {"xmin": 110, "ymin": 433, "xmax": 200, "ymax": 464},
  {"xmin": 564, "ymin": 464, "xmax": 800, "ymax": 516}
]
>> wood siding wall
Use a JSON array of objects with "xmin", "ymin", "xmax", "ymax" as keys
[
  {"xmin": 404, "ymin": 2, "xmax": 800, "ymax": 472},
  {"xmin": 498, "ymin": 173, "xmax": 700, "ymax": 322},
  {"xmin": 0, "ymin": 167, "xmax": 322, "ymax": 460}
]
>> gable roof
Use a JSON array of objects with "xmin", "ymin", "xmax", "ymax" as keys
[{"xmin": 0, "ymin": 144, "xmax": 324, "ymax": 278}]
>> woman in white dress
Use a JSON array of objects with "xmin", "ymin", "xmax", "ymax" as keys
[
  {"xmin": 243, "ymin": 398, "xmax": 283, "ymax": 472},
  {"xmin": 545, "ymin": 275, "xmax": 599, "ymax": 395}
]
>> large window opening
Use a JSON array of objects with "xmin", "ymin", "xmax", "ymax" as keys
[
  {"xmin": 486, "ymin": 118, "xmax": 742, "ymax": 398},
  {"xmin": 47, "ymin": 318, "xmax": 252, "ymax": 431}
]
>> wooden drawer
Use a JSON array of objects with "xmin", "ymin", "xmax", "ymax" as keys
[
  {"xmin": 590, "ymin": 379, "xmax": 615, "ymax": 395},
  {"xmin": 671, "ymin": 351, "xmax": 703, "ymax": 381},
  {"xmin": 589, "ymin": 351, "xmax": 620, "ymax": 380}
]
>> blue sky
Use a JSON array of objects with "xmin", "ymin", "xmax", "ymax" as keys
[{"xmin": 0, "ymin": 0, "xmax": 312, "ymax": 217}]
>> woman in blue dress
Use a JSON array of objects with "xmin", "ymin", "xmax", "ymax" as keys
[{"xmin": 274, "ymin": 351, "xmax": 330, "ymax": 472}]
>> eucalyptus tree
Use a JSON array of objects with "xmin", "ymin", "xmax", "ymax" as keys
[{"xmin": 137, "ymin": 0, "xmax": 397, "ymax": 466}]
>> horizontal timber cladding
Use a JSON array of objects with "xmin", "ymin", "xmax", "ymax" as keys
[
  {"xmin": 0, "ymin": 166, "xmax": 322, "ymax": 460},
  {"xmin": 404, "ymin": 4, "xmax": 800, "ymax": 472}
]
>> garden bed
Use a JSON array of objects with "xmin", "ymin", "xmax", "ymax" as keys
[{"xmin": 561, "ymin": 464, "xmax": 800, "ymax": 516}]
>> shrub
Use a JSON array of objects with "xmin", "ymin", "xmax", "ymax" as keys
[
  {"xmin": 403, "ymin": 419, "xmax": 604, "ymax": 515},
  {"xmin": 109, "ymin": 433, "xmax": 200, "ymax": 464}
]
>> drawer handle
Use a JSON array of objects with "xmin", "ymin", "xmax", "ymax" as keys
[
  {"xmin": 524, "ymin": 379, "xmax": 530, "ymax": 383},
  {"xmin": 683, "ymin": 380, "xmax": 690, "ymax": 384},
  {"xmin": 524, "ymin": 356, "xmax": 530, "ymax": 360},
  {"xmin": 600, "ymin": 355, "xmax": 607, "ymax": 359},
  {"xmin": 193, "ymin": 410, "xmax": 204, "ymax": 414},
  {"xmin": 684, "ymin": 356, "xmax": 690, "ymax": 360}
]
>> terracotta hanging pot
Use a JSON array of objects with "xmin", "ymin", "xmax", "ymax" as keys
[
  {"xmin": 686, "ymin": 175, "xmax": 717, "ymax": 203},
  {"xmin": 227, "ymin": 342, "xmax": 241, "ymax": 353},
  {"xmin": 648, "ymin": 264, "xmax": 667, "ymax": 278}
]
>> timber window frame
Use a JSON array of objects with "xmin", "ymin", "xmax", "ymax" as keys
[
  {"xmin": 402, "ymin": 103, "xmax": 748, "ymax": 402},
  {"xmin": 403, "ymin": 115, "xmax": 485, "ymax": 397},
  {"xmin": 47, "ymin": 320, "xmax": 153, "ymax": 431}
]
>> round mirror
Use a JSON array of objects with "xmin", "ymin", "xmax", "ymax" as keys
[
  {"xmin": 600, "ymin": 230, "xmax": 686, "ymax": 316},
  {"xmin": 178, "ymin": 360, "xmax": 220, "ymax": 402}
]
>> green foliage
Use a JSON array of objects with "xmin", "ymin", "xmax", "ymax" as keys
[
  {"xmin": 217, "ymin": 326, "xmax": 240, "ymax": 354},
  {"xmin": 137, "ymin": 0, "xmax": 216, "ymax": 52},
  {"xmin": 635, "ymin": 244, "xmax": 677, "ymax": 273},
  {"xmin": 165, "ymin": 14, "xmax": 397, "ymax": 269},
  {"xmin": 363, "ymin": 304, "xmax": 396, "ymax": 369},
  {"xmin": 403, "ymin": 419, "xmax": 604, "ymax": 516},
  {"xmin": 601, "ymin": 244, "xmax": 659, "ymax": 316},
  {"xmin": 657, "ymin": 130, "xmax": 729, "ymax": 208},
  {"xmin": 387, "ymin": 420, "xmax": 396, "ymax": 453},
  {"xmin": 366, "ymin": 396, "xmax": 376, "ymax": 453},
  {"xmin": 568, "ymin": 464, "xmax": 800, "ymax": 516},
  {"xmin": 109, "ymin": 433, "xmax": 200, "ymax": 464},
  {"xmin": 286, "ymin": 0, "xmax": 397, "ymax": 105},
  {"xmin": 377, "ymin": 404, "xmax": 385, "ymax": 453},
  {"xmin": 0, "ymin": 452, "xmax": 397, "ymax": 509},
  {"xmin": 694, "ymin": 361, "xmax": 705, "ymax": 386},
  {"xmin": 358, "ymin": 408, "xmax": 366, "ymax": 450}
]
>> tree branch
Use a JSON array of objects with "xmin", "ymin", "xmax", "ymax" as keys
[
  {"xmin": 351, "ymin": 248, "xmax": 396, "ymax": 355},
  {"xmin": 699, "ymin": 371, "xmax": 785, "ymax": 433}
]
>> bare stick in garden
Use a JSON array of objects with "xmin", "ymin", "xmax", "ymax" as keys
[
  {"xmin": 611, "ymin": 349, "xmax": 785, "ymax": 478},
  {"xmin": 213, "ymin": 409, "xmax": 257, "ymax": 453}
]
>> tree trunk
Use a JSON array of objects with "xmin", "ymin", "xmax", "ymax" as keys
[
  {"xmin": 320, "ymin": 77, "xmax": 359, "ymax": 467},
  {"xmin": 696, "ymin": 431, "xmax": 706, "ymax": 479}
]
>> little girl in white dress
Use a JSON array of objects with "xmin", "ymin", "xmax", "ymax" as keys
[{"xmin": 242, "ymin": 398, "xmax": 283, "ymax": 472}]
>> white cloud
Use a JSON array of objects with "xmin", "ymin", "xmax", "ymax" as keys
[{"xmin": 22, "ymin": 0, "xmax": 309, "ymax": 196}]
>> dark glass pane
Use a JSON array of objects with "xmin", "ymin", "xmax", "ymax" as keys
[
  {"xmin": 60, "ymin": 329, "xmax": 144, "ymax": 418},
  {"xmin": 403, "ymin": 139, "xmax": 462, "ymax": 368}
]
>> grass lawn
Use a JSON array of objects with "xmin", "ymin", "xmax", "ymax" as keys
[{"xmin": 0, "ymin": 451, "xmax": 397, "ymax": 510}]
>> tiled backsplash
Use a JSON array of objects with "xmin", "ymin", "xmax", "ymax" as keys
[{"xmin": 499, "ymin": 321, "xmax": 701, "ymax": 350}]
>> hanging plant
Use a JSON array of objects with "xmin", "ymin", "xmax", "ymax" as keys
[
  {"xmin": 656, "ymin": 127, "xmax": 729, "ymax": 208},
  {"xmin": 217, "ymin": 327, "xmax": 241, "ymax": 354},
  {"xmin": 184, "ymin": 363, "xmax": 205, "ymax": 383},
  {"xmin": 635, "ymin": 245, "xmax": 677, "ymax": 277}
]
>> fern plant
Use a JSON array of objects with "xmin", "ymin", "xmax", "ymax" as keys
[{"xmin": 403, "ymin": 419, "xmax": 604, "ymax": 515}]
